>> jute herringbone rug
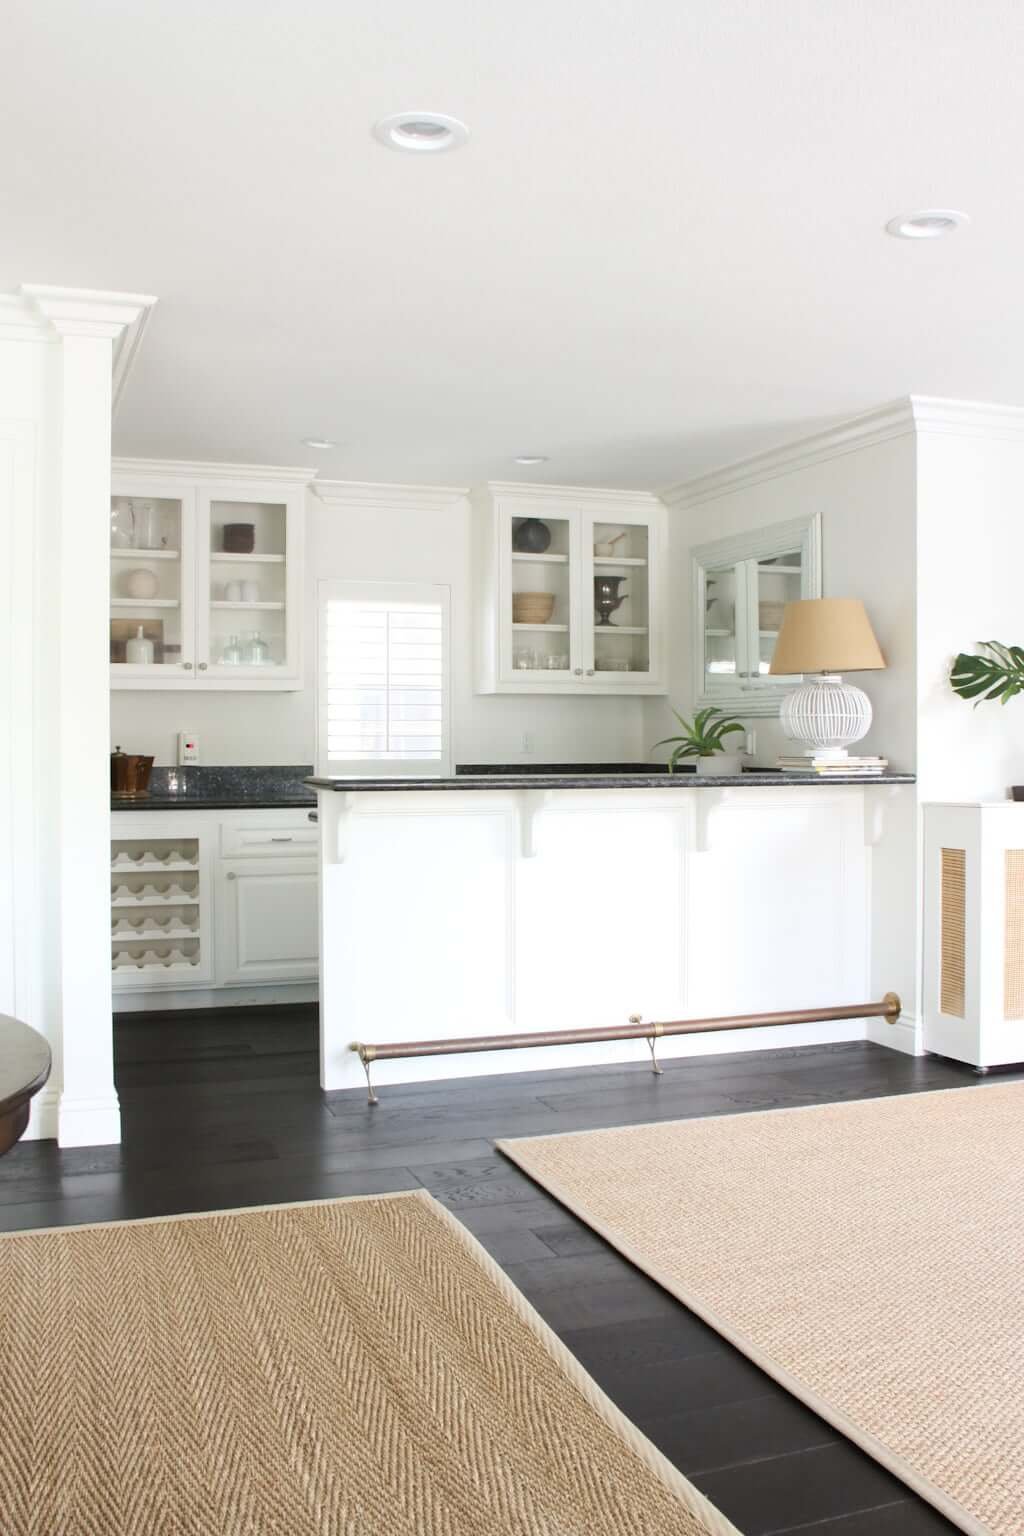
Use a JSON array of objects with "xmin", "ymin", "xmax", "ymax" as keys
[
  {"xmin": 500, "ymin": 1082, "xmax": 1024, "ymax": 1536},
  {"xmin": 0, "ymin": 1188, "xmax": 738, "ymax": 1536}
]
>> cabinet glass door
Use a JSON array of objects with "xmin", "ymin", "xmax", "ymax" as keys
[
  {"xmin": 752, "ymin": 548, "xmax": 804, "ymax": 680},
  {"xmin": 110, "ymin": 492, "xmax": 193, "ymax": 676},
  {"xmin": 504, "ymin": 510, "xmax": 576, "ymax": 679},
  {"xmin": 586, "ymin": 517, "xmax": 653, "ymax": 681},
  {"xmin": 201, "ymin": 496, "xmax": 290, "ymax": 678},
  {"xmin": 701, "ymin": 559, "xmax": 744, "ymax": 693}
]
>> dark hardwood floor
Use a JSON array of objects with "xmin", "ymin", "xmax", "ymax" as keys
[{"xmin": 0, "ymin": 1006, "xmax": 999, "ymax": 1535}]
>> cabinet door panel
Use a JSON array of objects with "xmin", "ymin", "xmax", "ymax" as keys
[
  {"xmin": 109, "ymin": 481, "xmax": 197, "ymax": 688},
  {"xmin": 581, "ymin": 507, "xmax": 662, "ymax": 686},
  {"xmin": 217, "ymin": 860, "xmax": 319, "ymax": 984}
]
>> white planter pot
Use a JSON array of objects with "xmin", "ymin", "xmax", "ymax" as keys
[{"xmin": 697, "ymin": 753, "xmax": 743, "ymax": 776}]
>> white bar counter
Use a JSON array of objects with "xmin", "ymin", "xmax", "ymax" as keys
[{"xmin": 310, "ymin": 773, "xmax": 915, "ymax": 1095}]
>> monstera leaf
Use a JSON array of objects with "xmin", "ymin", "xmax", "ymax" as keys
[{"xmin": 950, "ymin": 642, "xmax": 1024, "ymax": 706}]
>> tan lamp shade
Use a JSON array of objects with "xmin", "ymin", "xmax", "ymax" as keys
[{"xmin": 769, "ymin": 598, "xmax": 886, "ymax": 675}]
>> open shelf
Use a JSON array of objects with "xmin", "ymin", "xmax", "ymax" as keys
[
  {"xmin": 210, "ymin": 600, "xmax": 285, "ymax": 611},
  {"xmin": 592, "ymin": 555, "xmax": 648, "ymax": 567},
  {"xmin": 209, "ymin": 552, "xmax": 285, "ymax": 564},
  {"xmin": 110, "ymin": 860, "xmax": 197, "ymax": 874},
  {"xmin": 111, "ymin": 893, "xmax": 198, "ymax": 908},
  {"xmin": 758, "ymin": 563, "xmax": 801, "ymax": 574},
  {"xmin": 706, "ymin": 628, "xmax": 734, "ymax": 638},
  {"xmin": 511, "ymin": 552, "xmax": 569, "ymax": 565},
  {"xmin": 111, "ymin": 548, "xmax": 180, "ymax": 561},
  {"xmin": 111, "ymin": 598, "xmax": 180, "ymax": 609},
  {"xmin": 112, "ymin": 926, "xmax": 198, "ymax": 943},
  {"xmin": 512, "ymin": 622, "xmax": 569, "ymax": 632},
  {"xmin": 594, "ymin": 625, "xmax": 647, "ymax": 635}
]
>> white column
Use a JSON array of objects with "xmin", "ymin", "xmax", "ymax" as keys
[{"xmin": 0, "ymin": 285, "xmax": 156, "ymax": 1145}]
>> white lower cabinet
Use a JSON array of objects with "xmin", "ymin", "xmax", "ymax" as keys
[
  {"xmin": 111, "ymin": 808, "xmax": 318, "ymax": 999},
  {"xmin": 216, "ymin": 859, "xmax": 319, "ymax": 984}
]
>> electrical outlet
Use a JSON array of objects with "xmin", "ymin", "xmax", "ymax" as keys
[
  {"xmin": 745, "ymin": 729, "xmax": 757, "ymax": 758},
  {"xmin": 177, "ymin": 732, "xmax": 199, "ymax": 765},
  {"xmin": 521, "ymin": 732, "xmax": 533, "ymax": 754}
]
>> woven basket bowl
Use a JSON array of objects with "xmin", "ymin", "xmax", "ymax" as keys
[{"xmin": 513, "ymin": 592, "xmax": 556, "ymax": 624}]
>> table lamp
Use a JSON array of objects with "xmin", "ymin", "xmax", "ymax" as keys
[{"xmin": 769, "ymin": 598, "xmax": 885, "ymax": 760}]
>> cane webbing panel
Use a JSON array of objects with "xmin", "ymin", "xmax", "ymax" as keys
[
  {"xmin": 1004, "ymin": 850, "xmax": 1024, "ymax": 1019},
  {"xmin": 940, "ymin": 847, "xmax": 966, "ymax": 1018}
]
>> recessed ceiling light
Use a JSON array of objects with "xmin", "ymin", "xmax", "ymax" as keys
[
  {"xmin": 302, "ymin": 437, "xmax": 337, "ymax": 450},
  {"xmin": 885, "ymin": 209, "xmax": 970, "ymax": 240},
  {"xmin": 513, "ymin": 455, "xmax": 548, "ymax": 465},
  {"xmin": 373, "ymin": 112, "xmax": 469, "ymax": 154}
]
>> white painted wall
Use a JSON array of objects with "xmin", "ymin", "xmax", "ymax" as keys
[
  {"xmin": 111, "ymin": 487, "xmax": 646, "ymax": 767},
  {"xmin": 916, "ymin": 429, "xmax": 1024, "ymax": 801},
  {"xmin": 650, "ymin": 426, "xmax": 921, "ymax": 1046}
]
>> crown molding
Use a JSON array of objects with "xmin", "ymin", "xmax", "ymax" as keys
[
  {"xmin": 20, "ymin": 284, "xmax": 157, "ymax": 343},
  {"xmin": 661, "ymin": 400, "xmax": 917, "ymax": 508},
  {"xmin": 0, "ymin": 287, "xmax": 157, "ymax": 414},
  {"xmin": 313, "ymin": 478, "xmax": 468, "ymax": 512},
  {"xmin": 481, "ymin": 479, "xmax": 662, "ymax": 507},
  {"xmin": 112, "ymin": 456, "xmax": 317, "ymax": 486},
  {"xmin": 662, "ymin": 395, "xmax": 1024, "ymax": 509},
  {"xmin": 909, "ymin": 394, "xmax": 1024, "ymax": 440}
]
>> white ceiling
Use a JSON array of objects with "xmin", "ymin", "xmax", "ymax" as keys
[{"xmin": 4, "ymin": 1, "xmax": 1023, "ymax": 489}]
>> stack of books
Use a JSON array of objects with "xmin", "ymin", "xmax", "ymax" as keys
[{"xmin": 777, "ymin": 755, "xmax": 888, "ymax": 777}]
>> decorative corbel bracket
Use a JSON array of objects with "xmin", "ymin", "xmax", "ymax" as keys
[
  {"xmin": 692, "ymin": 789, "xmax": 726, "ymax": 853},
  {"xmin": 518, "ymin": 790, "xmax": 551, "ymax": 858}
]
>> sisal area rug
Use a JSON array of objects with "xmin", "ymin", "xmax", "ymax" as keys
[
  {"xmin": 499, "ymin": 1082, "xmax": 1024, "ymax": 1536},
  {"xmin": 0, "ymin": 1188, "xmax": 739, "ymax": 1536}
]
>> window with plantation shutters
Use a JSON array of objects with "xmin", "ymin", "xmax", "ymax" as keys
[{"xmin": 317, "ymin": 581, "xmax": 451, "ymax": 776}]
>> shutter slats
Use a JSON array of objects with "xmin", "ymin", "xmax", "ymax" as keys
[{"xmin": 323, "ymin": 597, "xmax": 445, "ymax": 767}]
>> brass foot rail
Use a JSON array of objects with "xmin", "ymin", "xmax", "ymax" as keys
[{"xmin": 351, "ymin": 993, "xmax": 901, "ymax": 1104}]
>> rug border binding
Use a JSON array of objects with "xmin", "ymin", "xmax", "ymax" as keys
[
  {"xmin": 0, "ymin": 1185, "xmax": 743, "ymax": 1536},
  {"xmin": 497, "ymin": 1084, "xmax": 1009, "ymax": 1536}
]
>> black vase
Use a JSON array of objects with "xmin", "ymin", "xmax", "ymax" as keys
[
  {"xmin": 594, "ymin": 575, "xmax": 627, "ymax": 625},
  {"xmin": 512, "ymin": 518, "xmax": 552, "ymax": 554}
]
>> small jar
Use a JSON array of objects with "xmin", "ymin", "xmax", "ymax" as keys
[{"xmin": 220, "ymin": 634, "xmax": 242, "ymax": 665}]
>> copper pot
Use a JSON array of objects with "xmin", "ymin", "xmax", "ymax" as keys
[{"xmin": 110, "ymin": 747, "xmax": 154, "ymax": 799}]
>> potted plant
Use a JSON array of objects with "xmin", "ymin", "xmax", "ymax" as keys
[{"xmin": 652, "ymin": 706, "xmax": 747, "ymax": 775}]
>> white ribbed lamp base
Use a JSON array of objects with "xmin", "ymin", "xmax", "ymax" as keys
[{"xmin": 780, "ymin": 674, "xmax": 872, "ymax": 761}]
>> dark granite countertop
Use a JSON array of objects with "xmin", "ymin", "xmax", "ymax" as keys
[
  {"xmin": 307, "ymin": 769, "xmax": 916, "ymax": 792},
  {"xmin": 111, "ymin": 765, "xmax": 316, "ymax": 812}
]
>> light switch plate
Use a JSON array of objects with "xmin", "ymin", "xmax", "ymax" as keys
[{"xmin": 177, "ymin": 732, "xmax": 199, "ymax": 765}]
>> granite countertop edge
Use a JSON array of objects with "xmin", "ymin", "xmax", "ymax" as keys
[{"xmin": 306, "ymin": 772, "xmax": 916, "ymax": 792}]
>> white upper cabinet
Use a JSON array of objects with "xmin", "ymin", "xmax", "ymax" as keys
[
  {"xmin": 473, "ymin": 484, "xmax": 667, "ymax": 694},
  {"xmin": 110, "ymin": 462, "xmax": 310, "ymax": 690},
  {"xmin": 691, "ymin": 513, "xmax": 821, "ymax": 715}
]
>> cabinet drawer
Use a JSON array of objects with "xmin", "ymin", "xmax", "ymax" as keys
[{"xmin": 220, "ymin": 820, "xmax": 318, "ymax": 859}]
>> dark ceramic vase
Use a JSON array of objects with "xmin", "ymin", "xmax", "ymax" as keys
[
  {"xmin": 512, "ymin": 518, "xmax": 552, "ymax": 554},
  {"xmin": 594, "ymin": 575, "xmax": 627, "ymax": 625}
]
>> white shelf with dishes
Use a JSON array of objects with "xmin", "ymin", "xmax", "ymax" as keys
[
  {"xmin": 473, "ymin": 484, "xmax": 666, "ymax": 694},
  {"xmin": 110, "ymin": 461, "xmax": 311, "ymax": 690}
]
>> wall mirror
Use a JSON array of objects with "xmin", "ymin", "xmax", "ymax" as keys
[{"xmin": 691, "ymin": 512, "xmax": 821, "ymax": 715}]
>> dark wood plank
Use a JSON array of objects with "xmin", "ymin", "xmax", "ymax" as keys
[{"xmin": 0, "ymin": 1006, "xmax": 973, "ymax": 1536}]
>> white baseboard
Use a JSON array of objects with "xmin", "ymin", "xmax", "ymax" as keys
[
  {"xmin": 115, "ymin": 982, "xmax": 317, "ymax": 1014},
  {"xmin": 23, "ymin": 1085, "xmax": 60, "ymax": 1142},
  {"xmin": 867, "ymin": 1011, "xmax": 920, "ymax": 1056},
  {"xmin": 57, "ymin": 1092, "xmax": 122, "ymax": 1147}
]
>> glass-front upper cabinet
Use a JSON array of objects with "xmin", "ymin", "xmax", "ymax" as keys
[
  {"xmin": 110, "ymin": 485, "xmax": 196, "ymax": 681},
  {"xmin": 110, "ymin": 465, "xmax": 307, "ymax": 691},
  {"xmin": 691, "ymin": 513, "xmax": 821, "ymax": 715},
  {"xmin": 473, "ymin": 485, "xmax": 666, "ymax": 694},
  {"xmin": 197, "ymin": 488, "xmax": 302, "ymax": 684}
]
